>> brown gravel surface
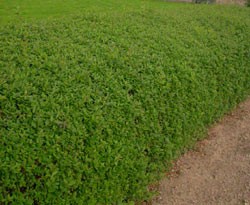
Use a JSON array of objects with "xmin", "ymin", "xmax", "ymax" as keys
[
  {"xmin": 152, "ymin": 98, "xmax": 250, "ymax": 205},
  {"xmin": 216, "ymin": 0, "xmax": 246, "ymax": 5}
]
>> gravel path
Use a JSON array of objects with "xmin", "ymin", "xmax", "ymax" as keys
[{"xmin": 153, "ymin": 98, "xmax": 250, "ymax": 205}]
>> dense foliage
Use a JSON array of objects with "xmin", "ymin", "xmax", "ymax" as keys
[
  {"xmin": 247, "ymin": 0, "xmax": 250, "ymax": 6},
  {"xmin": 0, "ymin": 3, "xmax": 249, "ymax": 204}
]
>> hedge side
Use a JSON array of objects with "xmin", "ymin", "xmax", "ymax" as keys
[{"xmin": 0, "ymin": 5, "xmax": 250, "ymax": 204}]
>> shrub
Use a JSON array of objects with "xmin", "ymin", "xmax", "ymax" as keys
[
  {"xmin": 0, "ymin": 5, "xmax": 249, "ymax": 204},
  {"xmin": 193, "ymin": 0, "xmax": 215, "ymax": 4}
]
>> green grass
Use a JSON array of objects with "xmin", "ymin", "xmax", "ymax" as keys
[{"xmin": 0, "ymin": 0, "xmax": 250, "ymax": 204}]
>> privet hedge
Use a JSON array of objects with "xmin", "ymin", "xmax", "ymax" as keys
[{"xmin": 0, "ymin": 5, "xmax": 250, "ymax": 204}]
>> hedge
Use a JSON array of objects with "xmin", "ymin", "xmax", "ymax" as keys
[{"xmin": 0, "ymin": 5, "xmax": 249, "ymax": 204}]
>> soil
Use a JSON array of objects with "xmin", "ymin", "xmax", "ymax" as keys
[
  {"xmin": 216, "ymin": 0, "xmax": 246, "ymax": 5},
  {"xmin": 168, "ymin": 0, "xmax": 246, "ymax": 5},
  {"xmin": 152, "ymin": 98, "xmax": 250, "ymax": 205}
]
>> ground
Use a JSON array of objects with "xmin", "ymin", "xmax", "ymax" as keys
[
  {"xmin": 152, "ymin": 98, "xmax": 250, "ymax": 205},
  {"xmin": 216, "ymin": 0, "xmax": 246, "ymax": 5}
]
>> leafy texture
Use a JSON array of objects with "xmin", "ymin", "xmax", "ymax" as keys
[{"xmin": 0, "ymin": 4, "xmax": 250, "ymax": 204}]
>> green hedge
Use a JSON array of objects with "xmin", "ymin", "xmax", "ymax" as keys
[{"xmin": 0, "ymin": 5, "xmax": 249, "ymax": 204}]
